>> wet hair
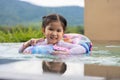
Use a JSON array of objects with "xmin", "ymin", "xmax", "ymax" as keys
[
  {"xmin": 42, "ymin": 14, "xmax": 67, "ymax": 31},
  {"xmin": 42, "ymin": 61, "xmax": 67, "ymax": 74}
]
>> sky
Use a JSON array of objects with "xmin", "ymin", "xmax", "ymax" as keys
[{"xmin": 20, "ymin": 0, "xmax": 84, "ymax": 7}]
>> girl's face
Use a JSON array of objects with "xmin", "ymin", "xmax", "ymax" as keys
[{"xmin": 42, "ymin": 21, "xmax": 64, "ymax": 44}]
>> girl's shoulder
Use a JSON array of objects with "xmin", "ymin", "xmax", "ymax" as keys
[
  {"xmin": 57, "ymin": 40, "xmax": 80, "ymax": 49},
  {"xmin": 63, "ymin": 33, "xmax": 91, "ymax": 44}
]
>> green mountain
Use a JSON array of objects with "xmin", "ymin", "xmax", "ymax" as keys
[{"xmin": 0, "ymin": 0, "xmax": 84, "ymax": 26}]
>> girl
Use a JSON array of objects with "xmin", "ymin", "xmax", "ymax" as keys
[{"xmin": 19, "ymin": 14, "xmax": 89, "ymax": 55}]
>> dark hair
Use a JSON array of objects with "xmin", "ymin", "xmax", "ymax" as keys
[
  {"xmin": 42, "ymin": 14, "xmax": 67, "ymax": 31},
  {"xmin": 42, "ymin": 61, "xmax": 67, "ymax": 74}
]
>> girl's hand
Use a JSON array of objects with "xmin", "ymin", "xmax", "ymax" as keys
[
  {"xmin": 20, "ymin": 38, "xmax": 44, "ymax": 53},
  {"xmin": 24, "ymin": 38, "xmax": 44, "ymax": 46},
  {"xmin": 52, "ymin": 51, "xmax": 69, "ymax": 55}
]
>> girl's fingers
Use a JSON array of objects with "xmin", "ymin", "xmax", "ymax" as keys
[
  {"xmin": 31, "ymin": 40, "xmax": 36, "ymax": 46},
  {"xmin": 52, "ymin": 51, "xmax": 60, "ymax": 55},
  {"xmin": 27, "ymin": 38, "xmax": 44, "ymax": 46},
  {"xmin": 30, "ymin": 39, "xmax": 37, "ymax": 46},
  {"xmin": 52, "ymin": 51, "xmax": 68, "ymax": 55},
  {"xmin": 36, "ymin": 38, "xmax": 44, "ymax": 43}
]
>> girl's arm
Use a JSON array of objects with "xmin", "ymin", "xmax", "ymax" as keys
[
  {"xmin": 52, "ymin": 45, "xmax": 86, "ymax": 55},
  {"xmin": 69, "ymin": 45, "xmax": 86, "ymax": 55},
  {"xmin": 52, "ymin": 51, "xmax": 69, "ymax": 55},
  {"xmin": 57, "ymin": 41, "xmax": 86, "ymax": 55},
  {"xmin": 19, "ymin": 38, "xmax": 44, "ymax": 53}
]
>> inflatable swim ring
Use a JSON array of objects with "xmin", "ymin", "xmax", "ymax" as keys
[
  {"xmin": 23, "ymin": 33, "xmax": 92, "ymax": 55},
  {"xmin": 63, "ymin": 33, "xmax": 92, "ymax": 54}
]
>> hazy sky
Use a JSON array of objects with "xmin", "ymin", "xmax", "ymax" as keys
[{"xmin": 20, "ymin": 0, "xmax": 84, "ymax": 7}]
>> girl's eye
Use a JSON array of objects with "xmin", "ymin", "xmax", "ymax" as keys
[
  {"xmin": 49, "ymin": 28, "xmax": 53, "ymax": 31},
  {"xmin": 57, "ymin": 29, "xmax": 61, "ymax": 32}
]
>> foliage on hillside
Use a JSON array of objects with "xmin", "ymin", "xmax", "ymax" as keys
[
  {"xmin": 0, "ymin": 24, "xmax": 84, "ymax": 42},
  {"xmin": 0, "ymin": 25, "xmax": 43, "ymax": 42}
]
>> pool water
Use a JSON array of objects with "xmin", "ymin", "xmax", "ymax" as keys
[
  {"xmin": 91, "ymin": 41, "xmax": 120, "ymax": 66},
  {"xmin": 0, "ymin": 42, "xmax": 120, "ymax": 80},
  {"xmin": 0, "ymin": 42, "xmax": 120, "ymax": 65}
]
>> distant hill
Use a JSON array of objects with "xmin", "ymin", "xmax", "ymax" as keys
[{"xmin": 0, "ymin": 0, "xmax": 84, "ymax": 26}]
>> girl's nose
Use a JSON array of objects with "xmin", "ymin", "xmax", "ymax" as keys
[{"xmin": 52, "ymin": 31, "xmax": 57, "ymax": 36}]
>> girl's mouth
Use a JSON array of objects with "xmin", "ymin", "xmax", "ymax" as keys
[{"xmin": 50, "ymin": 36, "xmax": 57, "ymax": 40}]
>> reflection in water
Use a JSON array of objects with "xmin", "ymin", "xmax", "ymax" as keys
[
  {"xmin": 42, "ymin": 60, "xmax": 120, "ymax": 80},
  {"xmin": 0, "ymin": 59, "xmax": 120, "ymax": 80},
  {"xmin": 42, "ymin": 61, "xmax": 67, "ymax": 74}
]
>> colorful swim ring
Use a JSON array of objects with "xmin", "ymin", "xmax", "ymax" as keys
[
  {"xmin": 63, "ymin": 33, "xmax": 92, "ymax": 54},
  {"xmin": 23, "ymin": 33, "xmax": 92, "ymax": 55}
]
